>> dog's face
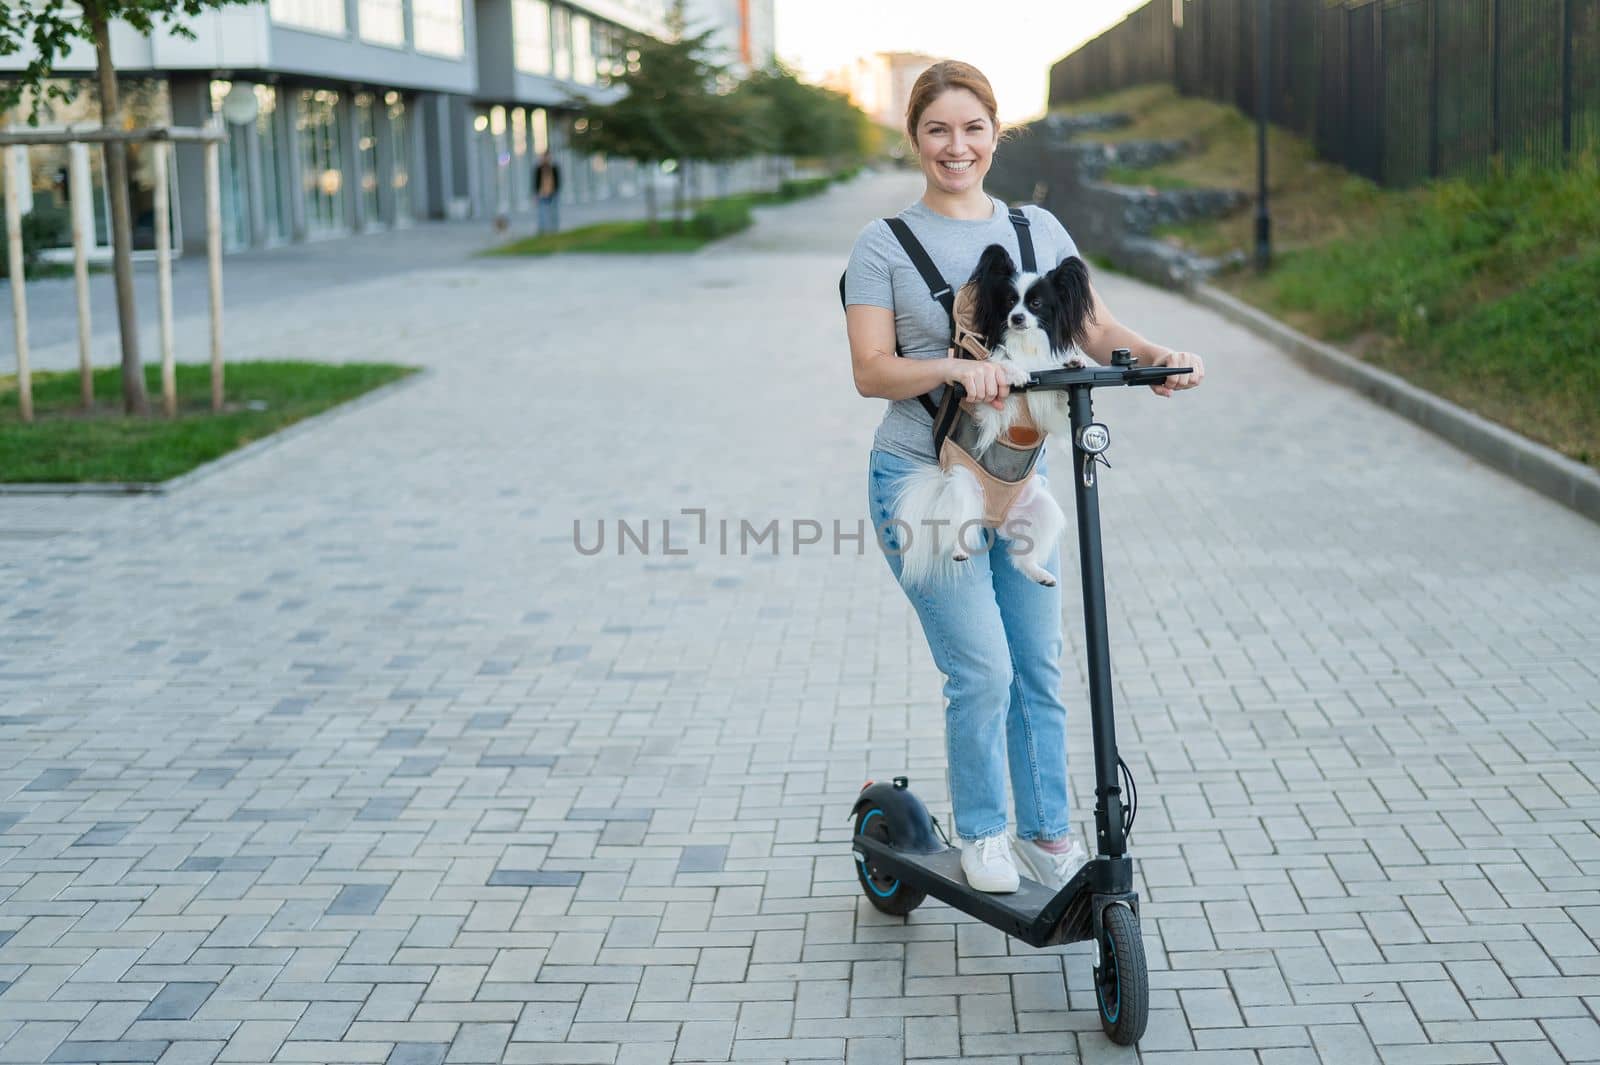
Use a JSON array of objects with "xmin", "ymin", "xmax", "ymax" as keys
[{"xmin": 969, "ymin": 244, "xmax": 1096, "ymax": 358}]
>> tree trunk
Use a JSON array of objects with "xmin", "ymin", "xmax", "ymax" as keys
[
  {"xmin": 672, "ymin": 164, "xmax": 685, "ymax": 232},
  {"xmin": 643, "ymin": 166, "xmax": 658, "ymax": 235},
  {"xmin": 92, "ymin": 9, "xmax": 147, "ymax": 415}
]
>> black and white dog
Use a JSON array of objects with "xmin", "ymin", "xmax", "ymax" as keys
[
  {"xmin": 967, "ymin": 244, "xmax": 1098, "ymax": 452},
  {"xmin": 892, "ymin": 246, "xmax": 1098, "ymax": 588}
]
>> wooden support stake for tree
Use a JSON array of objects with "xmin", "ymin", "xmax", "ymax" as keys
[
  {"xmin": 70, "ymin": 142, "xmax": 94, "ymax": 409},
  {"xmin": 205, "ymin": 128, "xmax": 225, "ymax": 412},
  {"xmin": 4, "ymin": 146, "xmax": 32, "ymax": 424},
  {"xmin": 153, "ymin": 139, "xmax": 177, "ymax": 419}
]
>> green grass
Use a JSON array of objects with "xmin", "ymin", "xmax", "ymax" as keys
[
  {"xmin": 1102, "ymin": 165, "xmax": 1197, "ymax": 190},
  {"xmin": 1057, "ymin": 85, "xmax": 1600, "ymax": 467},
  {"xmin": 491, "ymin": 221, "xmax": 713, "ymax": 255},
  {"xmin": 0, "ymin": 361, "xmax": 416, "ymax": 483},
  {"xmin": 489, "ymin": 172, "xmax": 846, "ymax": 256},
  {"xmin": 1243, "ymin": 160, "xmax": 1600, "ymax": 464}
]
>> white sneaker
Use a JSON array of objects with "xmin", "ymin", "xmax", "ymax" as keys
[
  {"xmin": 960, "ymin": 834, "xmax": 1020, "ymax": 893},
  {"xmin": 1011, "ymin": 834, "xmax": 1089, "ymax": 892}
]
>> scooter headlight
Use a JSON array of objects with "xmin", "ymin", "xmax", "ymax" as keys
[{"xmin": 1076, "ymin": 423, "xmax": 1111, "ymax": 454}]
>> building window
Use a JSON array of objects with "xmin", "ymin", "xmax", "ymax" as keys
[
  {"xmin": 532, "ymin": 107, "xmax": 548, "ymax": 155},
  {"xmin": 296, "ymin": 88, "xmax": 347, "ymax": 236},
  {"xmin": 572, "ymin": 14, "xmax": 596, "ymax": 85},
  {"xmin": 386, "ymin": 92, "xmax": 413, "ymax": 222},
  {"xmin": 354, "ymin": 92, "xmax": 381, "ymax": 228},
  {"xmin": 255, "ymin": 86, "xmax": 291, "ymax": 243},
  {"xmin": 269, "ymin": 0, "xmax": 346, "ymax": 35},
  {"xmin": 551, "ymin": 5, "xmax": 572, "ymax": 81},
  {"xmin": 513, "ymin": 0, "xmax": 552, "ymax": 75},
  {"xmin": 593, "ymin": 22, "xmax": 621, "ymax": 80},
  {"xmin": 208, "ymin": 80, "xmax": 253, "ymax": 252},
  {"xmin": 413, "ymin": 0, "xmax": 465, "ymax": 58},
  {"xmin": 359, "ymin": 0, "xmax": 405, "ymax": 46}
]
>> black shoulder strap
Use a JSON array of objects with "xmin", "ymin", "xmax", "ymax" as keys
[
  {"xmin": 1009, "ymin": 206, "xmax": 1037, "ymax": 272},
  {"xmin": 881, "ymin": 217, "xmax": 946, "ymax": 418},
  {"xmin": 884, "ymin": 217, "xmax": 954, "ymax": 324}
]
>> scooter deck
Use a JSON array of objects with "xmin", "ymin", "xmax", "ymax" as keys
[{"xmin": 853, "ymin": 835, "xmax": 1100, "ymax": 948}]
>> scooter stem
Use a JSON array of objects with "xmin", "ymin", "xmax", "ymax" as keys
[{"xmin": 1067, "ymin": 385, "xmax": 1127, "ymax": 859}]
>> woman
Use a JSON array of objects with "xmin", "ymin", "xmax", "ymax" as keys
[{"xmin": 843, "ymin": 60, "xmax": 1205, "ymax": 894}]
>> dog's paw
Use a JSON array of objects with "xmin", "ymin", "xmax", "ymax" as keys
[
  {"xmin": 1063, "ymin": 353, "xmax": 1092, "ymax": 370},
  {"xmin": 1002, "ymin": 363, "xmax": 1031, "ymax": 386}
]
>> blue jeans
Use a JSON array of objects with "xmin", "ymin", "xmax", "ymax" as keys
[
  {"xmin": 867, "ymin": 448, "xmax": 1073, "ymax": 843},
  {"xmin": 537, "ymin": 195, "xmax": 559, "ymax": 234}
]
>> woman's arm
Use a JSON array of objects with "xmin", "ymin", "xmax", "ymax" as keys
[
  {"xmin": 846, "ymin": 304, "xmax": 1016, "ymax": 407},
  {"xmin": 1081, "ymin": 284, "xmax": 1206, "ymax": 396}
]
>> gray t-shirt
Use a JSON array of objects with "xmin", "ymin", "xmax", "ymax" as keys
[{"xmin": 845, "ymin": 196, "xmax": 1081, "ymax": 465}]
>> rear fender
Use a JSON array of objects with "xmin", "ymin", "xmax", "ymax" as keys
[{"xmin": 848, "ymin": 778, "xmax": 945, "ymax": 854}]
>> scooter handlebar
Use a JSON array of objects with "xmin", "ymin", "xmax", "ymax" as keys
[{"xmin": 945, "ymin": 363, "xmax": 1192, "ymax": 401}]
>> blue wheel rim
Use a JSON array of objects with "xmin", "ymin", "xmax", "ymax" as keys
[
  {"xmin": 1097, "ymin": 928, "xmax": 1120, "ymax": 1024},
  {"xmin": 857, "ymin": 810, "xmax": 900, "ymax": 897}
]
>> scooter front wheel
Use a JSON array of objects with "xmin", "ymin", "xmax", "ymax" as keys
[
  {"xmin": 1094, "ymin": 903, "xmax": 1149, "ymax": 1045},
  {"xmin": 854, "ymin": 808, "xmax": 927, "ymax": 917}
]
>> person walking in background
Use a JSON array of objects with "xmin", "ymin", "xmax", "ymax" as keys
[{"xmin": 534, "ymin": 151, "xmax": 561, "ymax": 234}]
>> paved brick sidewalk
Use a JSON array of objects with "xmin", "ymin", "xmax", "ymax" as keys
[{"xmin": 1, "ymin": 171, "xmax": 1596, "ymax": 1065}]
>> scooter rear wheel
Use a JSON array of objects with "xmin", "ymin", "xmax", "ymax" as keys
[
  {"xmin": 854, "ymin": 808, "xmax": 927, "ymax": 917},
  {"xmin": 1094, "ymin": 903, "xmax": 1149, "ymax": 1045}
]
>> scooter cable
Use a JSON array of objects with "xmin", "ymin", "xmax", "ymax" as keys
[{"xmin": 1118, "ymin": 756, "xmax": 1138, "ymax": 838}]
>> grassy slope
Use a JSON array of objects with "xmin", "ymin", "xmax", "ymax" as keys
[{"xmin": 1056, "ymin": 86, "xmax": 1599, "ymax": 465}]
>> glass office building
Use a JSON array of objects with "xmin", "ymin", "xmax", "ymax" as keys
[{"xmin": 0, "ymin": 0, "xmax": 778, "ymax": 256}]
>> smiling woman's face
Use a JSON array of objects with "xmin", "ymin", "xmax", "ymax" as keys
[{"xmin": 913, "ymin": 88, "xmax": 998, "ymax": 197}]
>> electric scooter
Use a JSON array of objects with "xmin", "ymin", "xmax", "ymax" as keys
[{"xmin": 849, "ymin": 350, "xmax": 1191, "ymax": 1046}]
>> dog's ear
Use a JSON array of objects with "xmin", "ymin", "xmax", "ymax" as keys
[
  {"xmin": 969, "ymin": 244, "xmax": 1016, "ymax": 287},
  {"xmin": 1049, "ymin": 256, "xmax": 1097, "ymax": 350},
  {"xmin": 969, "ymin": 244, "xmax": 1017, "ymax": 350}
]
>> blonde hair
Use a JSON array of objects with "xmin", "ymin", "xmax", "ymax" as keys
[{"xmin": 905, "ymin": 60, "xmax": 1001, "ymax": 147}]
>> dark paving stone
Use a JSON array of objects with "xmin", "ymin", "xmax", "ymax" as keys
[
  {"xmin": 24, "ymin": 768, "xmax": 82, "ymax": 791},
  {"xmin": 379, "ymin": 729, "xmax": 426, "ymax": 749},
  {"xmin": 466, "ymin": 712, "xmax": 510, "ymax": 729},
  {"xmin": 188, "ymin": 768, "xmax": 238, "ymax": 788},
  {"xmin": 356, "ymin": 798, "xmax": 410, "ymax": 821},
  {"xmin": 676, "ymin": 845, "xmax": 728, "ymax": 874},
  {"xmin": 74, "ymin": 823, "xmax": 132, "ymax": 846},
  {"xmin": 327, "ymin": 883, "xmax": 389, "ymax": 915},
  {"xmin": 566, "ymin": 808, "xmax": 655, "ymax": 822},
  {"xmin": 477, "ymin": 755, "xmax": 555, "ymax": 768},
  {"xmin": 487, "ymin": 870, "xmax": 582, "ymax": 887},
  {"xmin": 392, "ymin": 756, "xmax": 442, "ymax": 777},
  {"xmin": 388, "ymin": 1044, "xmax": 448, "ymax": 1065},
  {"xmin": 179, "ymin": 856, "xmax": 272, "ymax": 872},
  {"xmin": 47, "ymin": 1042, "xmax": 169, "ymax": 1063},
  {"xmin": 229, "ymin": 808, "xmax": 314, "ymax": 822},
  {"xmin": 137, "ymin": 981, "xmax": 217, "ymax": 1021}
]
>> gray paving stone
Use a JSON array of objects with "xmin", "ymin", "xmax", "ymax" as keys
[
  {"xmin": 3, "ymin": 170, "xmax": 1599, "ymax": 1065},
  {"xmin": 138, "ymin": 984, "xmax": 218, "ymax": 1022}
]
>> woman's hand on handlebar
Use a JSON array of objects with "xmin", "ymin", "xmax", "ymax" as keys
[
  {"xmin": 946, "ymin": 359, "xmax": 1012, "ymax": 410},
  {"xmin": 1149, "ymin": 350, "xmax": 1205, "ymax": 397}
]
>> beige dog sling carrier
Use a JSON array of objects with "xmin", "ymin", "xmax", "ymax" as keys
[{"xmin": 884, "ymin": 209, "xmax": 1047, "ymax": 528}]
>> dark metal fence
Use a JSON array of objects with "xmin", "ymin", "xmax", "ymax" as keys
[{"xmin": 1050, "ymin": 0, "xmax": 1600, "ymax": 185}]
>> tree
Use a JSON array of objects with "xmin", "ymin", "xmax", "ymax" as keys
[
  {"xmin": 1, "ymin": 1, "xmax": 249, "ymax": 414},
  {"xmin": 739, "ymin": 63, "xmax": 873, "ymax": 168},
  {"xmin": 569, "ymin": 21, "xmax": 736, "ymax": 231}
]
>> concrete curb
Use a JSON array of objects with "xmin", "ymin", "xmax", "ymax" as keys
[
  {"xmin": 1191, "ymin": 283, "xmax": 1600, "ymax": 525},
  {"xmin": 0, "ymin": 367, "xmax": 429, "ymax": 498}
]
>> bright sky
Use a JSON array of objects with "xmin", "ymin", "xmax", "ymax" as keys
[{"xmin": 771, "ymin": 0, "xmax": 1152, "ymax": 123}]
